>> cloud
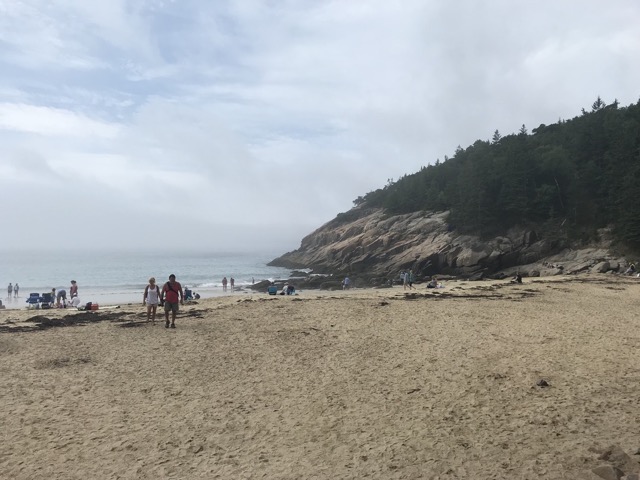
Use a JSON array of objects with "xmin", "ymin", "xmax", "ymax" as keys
[
  {"xmin": 1, "ymin": 0, "xmax": 639, "ymax": 252},
  {"xmin": 0, "ymin": 103, "xmax": 120, "ymax": 138}
]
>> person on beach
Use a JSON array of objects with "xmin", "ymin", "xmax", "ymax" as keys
[
  {"xmin": 70, "ymin": 280, "xmax": 78, "ymax": 298},
  {"xmin": 161, "ymin": 274, "xmax": 183, "ymax": 329},
  {"xmin": 427, "ymin": 276, "xmax": 438, "ymax": 289},
  {"xmin": 184, "ymin": 286, "xmax": 193, "ymax": 301},
  {"xmin": 56, "ymin": 288, "xmax": 67, "ymax": 307},
  {"xmin": 406, "ymin": 270, "xmax": 415, "ymax": 290},
  {"xmin": 14, "ymin": 283, "xmax": 19, "ymax": 298},
  {"xmin": 230, "ymin": 277, "xmax": 235, "ymax": 291},
  {"xmin": 403, "ymin": 271, "xmax": 410, "ymax": 290},
  {"xmin": 280, "ymin": 283, "xmax": 295, "ymax": 295},
  {"xmin": 222, "ymin": 277, "xmax": 228, "ymax": 292},
  {"xmin": 7, "ymin": 283, "xmax": 12, "ymax": 299},
  {"xmin": 342, "ymin": 276, "xmax": 351, "ymax": 290},
  {"xmin": 143, "ymin": 277, "xmax": 161, "ymax": 323}
]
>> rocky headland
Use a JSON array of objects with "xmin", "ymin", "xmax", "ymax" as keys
[{"xmin": 268, "ymin": 207, "xmax": 633, "ymax": 288}]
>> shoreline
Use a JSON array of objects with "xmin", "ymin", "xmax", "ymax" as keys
[{"xmin": 0, "ymin": 285, "xmax": 263, "ymax": 311}]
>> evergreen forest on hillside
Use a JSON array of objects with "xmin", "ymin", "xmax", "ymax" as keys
[{"xmin": 353, "ymin": 97, "xmax": 640, "ymax": 249}]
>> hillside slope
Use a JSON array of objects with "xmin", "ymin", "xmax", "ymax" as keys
[{"xmin": 270, "ymin": 207, "xmax": 625, "ymax": 280}]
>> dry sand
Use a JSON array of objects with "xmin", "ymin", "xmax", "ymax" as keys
[{"xmin": 1, "ymin": 275, "xmax": 639, "ymax": 479}]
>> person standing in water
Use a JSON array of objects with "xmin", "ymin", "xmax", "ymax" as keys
[{"xmin": 13, "ymin": 283, "xmax": 19, "ymax": 298}]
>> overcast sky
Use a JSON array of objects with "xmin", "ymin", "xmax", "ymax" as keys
[{"xmin": 1, "ymin": 1, "xmax": 639, "ymax": 252}]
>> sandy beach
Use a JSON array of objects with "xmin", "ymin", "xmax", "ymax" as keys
[{"xmin": 1, "ymin": 275, "xmax": 639, "ymax": 479}]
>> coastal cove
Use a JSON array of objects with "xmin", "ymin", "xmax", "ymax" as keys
[
  {"xmin": 1, "ymin": 274, "xmax": 639, "ymax": 478},
  {"xmin": 0, "ymin": 250, "xmax": 293, "ymax": 309}
]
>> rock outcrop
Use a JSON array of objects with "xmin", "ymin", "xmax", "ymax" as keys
[
  {"xmin": 269, "ymin": 207, "xmax": 629, "ymax": 280},
  {"xmin": 584, "ymin": 444, "xmax": 640, "ymax": 480}
]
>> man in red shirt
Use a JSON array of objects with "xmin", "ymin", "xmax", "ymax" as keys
[{"xmin": 161, "ymin": 274, "xmax": 183, "ymax": 329}]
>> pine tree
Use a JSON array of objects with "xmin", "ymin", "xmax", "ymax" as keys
[{"xmin": 591, "ymin": 96, "xmax": 606, "ymax": 111}]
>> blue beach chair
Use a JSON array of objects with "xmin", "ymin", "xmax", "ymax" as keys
[
  {"xmin": 40, "ymin": 292, "xmax": 54, "ymax": 309},
  {"xmin": 26, "ymin": 293, "xmax": 41, "ymax": 309}
]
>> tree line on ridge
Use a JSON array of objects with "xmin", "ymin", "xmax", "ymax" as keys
[{"xmin": 350, "ymin": 97, "xmax": 640, "ymax": 251}]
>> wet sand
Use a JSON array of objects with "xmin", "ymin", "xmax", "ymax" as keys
[{"xmin": 1, "ymin": 275, "xmax": 639, "ymax": 479}]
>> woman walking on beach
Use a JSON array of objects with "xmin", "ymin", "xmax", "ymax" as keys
[{"xmin": 143, "ymin": 277, "xmax": 161, "ymax": 323}]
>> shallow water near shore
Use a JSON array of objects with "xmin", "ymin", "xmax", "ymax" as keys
[{"xmin": 0, "ymin": 249, "xmax": 292, "ymax": 309}]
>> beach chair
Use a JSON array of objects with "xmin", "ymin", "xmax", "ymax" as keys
[
  {"xmin": 26, "ymin": 293, "xmax": 41, "ymax": 309},
  {"xmin": 267, "ymin": 285, "xmax": 278, "ymax": 295},
  {"xmin": 40, "ymin": 292, "xmax": 54, "ymax": 309}
]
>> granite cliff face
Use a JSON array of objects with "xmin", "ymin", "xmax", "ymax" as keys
[{"xmin": 269, "ymin": 207, "xmax": 626, "ymax": 280}]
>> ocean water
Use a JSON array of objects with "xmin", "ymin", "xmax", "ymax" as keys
[{"xmin": 0, "ymin": 249, "xmax": 293, "ymax": 310}]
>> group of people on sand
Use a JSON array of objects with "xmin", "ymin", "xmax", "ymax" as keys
[
  {"xmin": 401, "ymin": 270, "xmax": 415, "ymax": 290},
  {"xmin": 397, "ymin": 271, "xmax": 444, "ymax": 289},
  {"xmin": 50, "ymin": 281, "xmax": 80, "ymax": 308},
  {"xmin": 3, "ymin": 281, "xmax": 79, "ymax": 309},
  {"xmin": 142, "ymin": 274, "xmax": 198, "ymax": 329},
  {"xmin": 386, "ymin": 270, "xmax": 441, "ymax": 289},
  {"xmin": 19, "ymin": 281, "xmax": 80, "ymax": 308},
  {"xmin": 144, "ymin": 274, "xmax": 184, "ymax": 328}
]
